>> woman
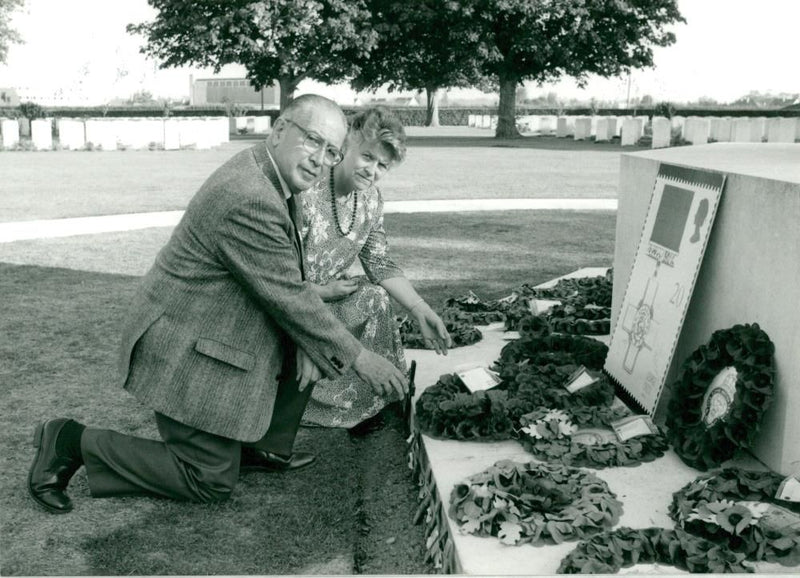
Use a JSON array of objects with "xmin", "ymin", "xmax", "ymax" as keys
[{"xmin": 299, "ymin": 107, "xmax": 452, "ymax": 428}]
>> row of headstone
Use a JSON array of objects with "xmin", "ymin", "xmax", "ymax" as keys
[
  {"xmin": 466, "ymin": 112, "xmax": 799, "ymax": 150},
  {"xmin": 231, "ymin": 116, "xmax": 271, "ymax": 134},
  {"xmin": 0, "ymin": 117, "xmax": 231, "ymax": 151}
]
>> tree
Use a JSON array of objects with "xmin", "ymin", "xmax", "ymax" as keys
[
  {"xmin": 128, "ymin": 0, "xmax": 378, "ymax": 110},
  {"xmin": 351, "ymin": 0, "xmax": 484, "ymax": 127},
  {"xmin": 452, "ymin": 0, "xmax": 684, "ymax": 138},
  {"xmin": 0, "ymin": 0, "xmax": 23, "ymax": 65}
]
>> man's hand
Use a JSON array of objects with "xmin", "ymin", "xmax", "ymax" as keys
[
  {"xmin": 310, "ymin": 279, "xmax": 359, "ymax": 302},
  {"xmin": 296, "ymin": 348, "xmax": 323, "ymax": 391},
  {"xmin": 352, "ymin": 349, "xmax": 407, "ymax": 400},
  {"xmin": 412, "ymin": 304, "xmax": 453, "ymax": 355}
]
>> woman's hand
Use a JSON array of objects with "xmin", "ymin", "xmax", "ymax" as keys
[
  {"xmin": 296, "ymin": 348, "xmax": 323, "ymax": 391},
  {"xmin": 310, "ymin": 279, "xmax": 359, "ymax": 302},
  {"xmin": 412, "ymin": 303, "xmax": 453, "ymax": 355}
]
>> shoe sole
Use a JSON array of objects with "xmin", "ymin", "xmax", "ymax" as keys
[{"xmin": 27, "ymin": 422, "xmax": 73, "ymax": 514}]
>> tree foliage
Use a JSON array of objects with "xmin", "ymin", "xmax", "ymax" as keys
[
  {"xmin": 0, "ymin": 0, "xmax": 24, "ymax": 65},
  {"xmin": 128, "ymin": 0, "xmax": 377, "ymax": 110},
  {"xmin": 351, "ymin": 0, "xmax": 485, "ymax": 126},
  {"xmin": 451, "ymin": 0, "xmax": 684, "ymax": 137}
]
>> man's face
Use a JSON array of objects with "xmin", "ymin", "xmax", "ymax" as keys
[{"xmin": 271, "ymin": 108, "xmax": 347, "ymax": 194}]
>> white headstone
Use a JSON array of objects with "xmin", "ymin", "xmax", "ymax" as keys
[
  {"xmin": 85, "ymin": 119, "xmax": 117, "ymax": 150},
  {"xmin": 235, "ymin": 116, "xmax": 248, "ymax": 133},
  {"xmin": 731, "ymin": 118, "xmax": 750, "ymax": 142},
  {"xmin": 177, "ymin": 118, "xmax": 198, "ymax": 148},
  {"xmin": 195, "ymin": 118, "xmax": 214, "ymax": 149},
  {"xmin": 750, "ymin": 117, "xmax": 766, "ymax": 142},
  {"xmin": 216, "ymin": 117, "xmax": 229, "ymax": 145},
  {"xmin": 634, "ymin": 115, "xmax": 649, "ymax": 137},
  {"xmin": 767, "ymin": 117, "xmax": 796, "ymax": 143},
  {"xmin": 590, "ymin": 115, "xmax": 599, "ymax": 137},
  {"xmin": 573, "ymin": 116, "xmax": 592, "ymax": 140},
  {"xmin": 595, "ymin": 117, "xmax": 611, "ymax": 142},
  {"xmin": 163, "ymin": 118, "xmax": 180, "ymax": 150},
  {"xmin": 1, "ymin": 118, "xmax": 20, "ymax": 149},
  {"xmin": 556, "ymin": 116, "xmax": 575, "ymax": 137},
  {"xmin": 606, "ymin": 116, "xmax": 619, "ymax": 139},
  {"xmin": 539, "ymin": 115, "xmax": 557, "ymax": 134},
  {"xmin": 621, "ymin": 118, "xmax": 643, "ymax": 146},
  {"xmin": 57, "ymin": 118, "xmax": 85, "ymax": 150},
  {"xmin": 481, "ymin": 115, "xmax": 491, "ymax": 129},
  {"xmin": 670, "ymin": 116, "xmax": 685, "ymax": 140},
  {"xmin": 31, "ymin": 118, "xmax": 53, "ymax": 150},
  {"xmin": 245, "ymin": 116, "xmax": 256, "ymax": 134},
  {"xmin": 467, "ymin": 114, "xmax": 476, "ymax": 128},
  {"xmin": 253, "ymin": 116, "xmax": 271, "ymax": 134},
  {"xmin": 715, "ymin": 117, "xmax": 732, "ymax": 142},
  {"xmin": 684, "ymin": 117, "xmax": 709, "ymax": 145},
  {"xmin": 141, "ymin": 118, "xmax": 165, "ymax": 148},
  {"xmin": 650, "ymin": 117, "xmax": 671, "ymax": 149},
  {"xmin": 490, "ymin": 116, "xmax": 498, "ymax": 130}
]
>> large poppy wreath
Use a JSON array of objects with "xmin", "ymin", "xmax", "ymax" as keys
[
  {"xmin": 665, "ymin": 323, "xmax": 775, "ymax": 471},
  {"xmin": 670, "ymin": 468, "xmax": 800, "ymax": 566},
  {"xmin": 557, "ymin": 526, "xmax": 751, "ymax": 574},
  {"xmin": 517, "ymin": 406, "xmax": 669, "ymax": 469},
  {"xmin": 448, "ymin": 460, "xmax": 623, "ymax": 546}
]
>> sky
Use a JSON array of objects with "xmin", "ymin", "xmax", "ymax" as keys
[{"xmin": 0, "ymin": 0, "xmax": 798, "ymax": 106}]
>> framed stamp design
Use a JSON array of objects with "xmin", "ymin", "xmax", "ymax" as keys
[{"xmin": 605, "ymin": 163, "xmax": 726, "ymax": 414}]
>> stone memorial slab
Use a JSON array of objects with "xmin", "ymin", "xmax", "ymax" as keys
[
  {"xmin": 245, "ymin": 116, "xmax": 256, "ymax": 133},
  {"xmin": 195, "ymin": 118, "xmax": 214, "ymax": 149},
  {"xmin": 1, "ymin": 118, "xmax": 20, "ymax": 149},
  {"xmin": 177, "ymin": 118, "xmax": 199, "ymax": 148},
  {"xmin": 556, "ymin": 116, "xmax": 575, "ymax": 137},
  {"xmin": 141, "ymin": 118, "xmax": 165, "ymax": 148},
  {"xmin": 606, "ymin": 116, "xmax": 619, "ymax": 139},
  {"xmin": 57, "ymin": 118, "xmax": 85, "ymax": 150},
  {"xmin": 489, "ymin": 116, "xmax": 498, "ymax": 130},
  {"xmin": 516, "ymin": 115, "xmax": 536, "ymax": 133},
  {"xmin": 467, "ymin": 114, "xmax": 475, "ymax": 127},
  {"xmin": 235, "ymin": 116, "xmax": 248, "ymax": 132},
  {"xmin": 216, "ymin": 117, "xmax": 230, "ymax": 145},
  {"xmin": 18, "ymin": 117, "xmax": 30, "ymax": 137},
  {"xmin": 481, "ymin": 114, "xmax": 491, "ymax": 129},
  {"xmin": 635, "ymin": 115, "xmax": 649, "ymax": 137},
  {"xmin": 651, "ymin": 117, "xmax": 671, "ymax": 149},
  {"xmin": 715, "ymin": 117, "xmax": 732, "ymax": 142},
  {"xmin": 621, "ymin": 118, "xmax": 643, "ymax": 146},
  {"xmin": 31, "ymin": 119, "xmax": 53, "ymax": 150},
  {"xmin": 613, "ymin": 144, "xmax": 800, "ymax": 474},
  {"xmin": 573, "ymin": 116, "xmax": 592, "ymax": 140}
]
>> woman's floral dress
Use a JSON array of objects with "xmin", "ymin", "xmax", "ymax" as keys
[{"xmin": 298, "ymin": 179, "xmax": 407, "ymax": 428}]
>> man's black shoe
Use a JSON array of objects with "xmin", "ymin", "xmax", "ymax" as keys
[
  {"xmin": 28, "ymin": 418, "xmax": 83, "ymax": 514},
  {"xmin": 240, "ymin": 447, "xmax": 316, "ymax": 472}
]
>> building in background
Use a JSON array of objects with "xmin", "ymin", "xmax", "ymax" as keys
[{"xmin": 190, "ymin": 76, "xmax": 279, "ymax": 109}]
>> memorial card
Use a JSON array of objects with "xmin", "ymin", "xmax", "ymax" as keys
[
  {"xmin": 456, "ymin": 366, "xmax": 501, "ymax": 393},
  {"xmin": 563, "ymin": 366, "xmax": 601, "ymax": 393},
  {"xmin": 605, "ymin": 164, "xmax": 726, "ymax": 414},
  {"xmin": 529, "ymin": 298, "xmax": 562, "ymax": 315},
  {"xmin": 611, "ymin": 414, "xmax": 659, "ymax": 441}
]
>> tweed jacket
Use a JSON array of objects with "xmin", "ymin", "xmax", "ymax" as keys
[{"xmin": 118, "ymin": 143, "xmax": 363, "ymax": 442}]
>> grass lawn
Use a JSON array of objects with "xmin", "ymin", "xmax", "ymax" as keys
[{"xmin": 0, "ymin": 130, "xmax": 642, "ymax": 222}]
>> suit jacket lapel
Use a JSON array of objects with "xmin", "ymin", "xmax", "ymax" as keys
[{"xmin": 255, "ymin": 144, "xmax": 305, "ymax": 277}]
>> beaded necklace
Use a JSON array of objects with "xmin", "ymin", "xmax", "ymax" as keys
[{"xmin": 330, "ymin": 167, "xmax": 358, "ymax": 236}]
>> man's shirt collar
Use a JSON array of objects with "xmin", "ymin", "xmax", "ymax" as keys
[{"xmin": 265, "ymin": 146, "xmax": 292, "ymax": 200}]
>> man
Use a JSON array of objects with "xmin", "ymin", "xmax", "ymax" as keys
[{"xmin": 28, "ymin": 95, "xmax": 407, "ymax": 513}]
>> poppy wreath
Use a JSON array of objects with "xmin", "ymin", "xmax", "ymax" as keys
[
  {"xmin": 665, "ymin": 323, "xmax": 775, "ymax": 471},
  {"xmin": 504, "ymin": 271, "xmax": 614, "ymax": 333},
  {"xmin": 507, "ymin": 364, "xmax": 616, "ymax": 410},
  {"xmin": 557, "ymin": 526, "xmax": 751, "ymax": 574},
  {"xmin": 495, "ymin": 333, "xmax": 609, "ymax": 381},
  {"xmin": 517, "ymin": 406, "xmax": 669, "ymax": 469},
  {"xmin": 448, "ymin": 460, "xmax": 623, "ymax": 547},
  {"xmin": 397, "ymin": 307, "xmax": 482, "ymax": 350},
  {"xmin": 669, "ymin": 468, "xmax": 800, "ymax": 566},
  {"xmin": 414, "ymin": 374, "xmax": 533, "ymax": 440}
]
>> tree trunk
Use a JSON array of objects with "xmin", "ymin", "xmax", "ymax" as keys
[
  {"xmin": 278, "ymin": 76, "xmax": 296, "ymax": 112},
  {"xmin": 495, "ymin": 74, "xmax": 521, "ymax": 138},
  {"xmin": 425, "ymin": 87, "xmax": 440, "ymax": 127}
]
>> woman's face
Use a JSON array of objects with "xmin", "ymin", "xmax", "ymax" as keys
[{"xmin": 339, "ymin": 138, "xmax": 395, "ymax": 192}]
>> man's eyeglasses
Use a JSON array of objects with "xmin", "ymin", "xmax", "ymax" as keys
[{"xmin": 282, "ymin": 118, "xmax": 343, "ymax": 166}]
